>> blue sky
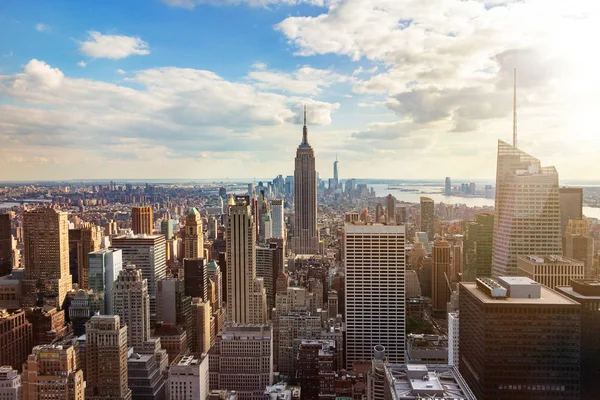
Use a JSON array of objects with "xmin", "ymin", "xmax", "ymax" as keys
[{"xmin": 1, "ymin": 0, "xmax": 599, "ymax": 181}]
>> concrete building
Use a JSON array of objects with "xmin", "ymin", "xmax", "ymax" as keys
[
  {"xmin": 209, "ymin": 324, "xmax": 273, "ymax": 400},
  {"xmin": 270, "ymin": 200, "xmax": 285, "ymax": 240},
  {"xmin": 343, "ymin": 223, "xmax": 406, "ymax": 368},
  {"xmin": 0, "ymin": 214, "xmax": 12, "ymax": 277},
  {"xmin": 384, "ymin": 364, "xmax": 476, "ymax": 400},
  {"xmin": 432, "ymin": 240, "xmax": 451, "ymax": 317},
  {"xmin": 447, "ymin": 312, "xmax": 459, "ymax": 366},
  {"xmin": 128, "ymin": 351, "xmax": 166, "ymax": 400},
  {"xmin": 405, "ymin": 334, "xmax": 448, "ymax": 364},
  {"xmin": 68, "ymin": 224, "xmax": 101, "ymax": 289},
  {"xmin": 22, "ymin": 208, "xmax": 72, "ymax": 309},
  {"xmin": 26, "ymin": 306, "xmax": 68, "ymax": 346},
  {"xmin": 0, "ymin": 366, "xmax": 21, "ymax": 400},
  {"xmin": 112, "ymin": 264, "xmax": 150, "ymax": 351},
  {"xmin": 419, "ymin": 197, "xmax": 434, "ymax": 241},
  {"xmin": 292, "ymin": 108, "xmax": 319, "ymax": 255},
  {"xmin": 492, "ymin": 140, "xmax": 562, "ymax": 277},
  {"xmin": 256, "ymin": 245, "xmax": 276, "ymax": 313},
  {"xmin": 517, "ymin": 255, "xmax": 585, "ymax": 288},
  {"xmin": 22, "ymin": 344, "xmax": 84, "ymax": 400},
  {"xmin": 153, "ymin": 323, "xmax": 187, "ymax": 364},
  {"xmin": 85, "ymin": 315, "xmax": 132, "ymax": 400},
  {"xmin": 556, "ymin": 280, "xmax": 600, "ymax": 399},
  {"xmin": 168, "ymin": 354, "xmax": 209, "ymax": 400},
  {"xmin": 131, "ymin": 206, "xmax": 153, "ymax": 235},
  {"xmin": 88, "ymin": 248, "xmax": 123, "ymax": 314},
  {"xmin": 0, "ymin": 272, "xmax": 21, "ymax": 309},
  {"xmin": 0, "ymin": 309, "xmax": 33, "ymax": 372},
  {"xmin": 386, "ymin": 194, "xmax": 395, "ymax": 224},
  {"xmin": 275, "ymin": 310, "xmax": 321, "ymax": 377},
  {"xmin": 563, "ymin": 219, "xmax": 595, "ymax": 278},
  {"xmin": 463, "ymin": 213, "xmax": 493, "ymax": 280},
  {"xmin": 191, "ymin": 297, "xmax": 212, "ymax": 355},
  {"xmin": 111, "ymin": 234, "xmax": 166, "ymax": 325},
  {"xmin": 296, "ymin": 340, "xmax": 336, "ymax": 399},
  {"xmin": 185, "ymin": 208, "xmax": 204, "ymax": 259},
  {"xmin": 559, "ymin": 187, "xmax": 583, "ymax": 234},
  {"xmin": 459, "ymin": 277, "xmax": 581, "ymax": 399}
]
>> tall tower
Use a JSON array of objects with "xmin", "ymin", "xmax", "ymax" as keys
[
  {"xmin": 386, "ymin": 194, "xmax": 395, "ymax": 224},
  {"xmin": 112, "ymin": 264, "xmax": 150, "ymax": 351},
  {"xmin": 185, "ymin": 208, "xmax": 204, "ymax": 259},
  {"xmin": 68, "ymin": 223, "xmax": 101, "ymax": 289},
  {"xmin": 292, "ymin": 106, "xmax": 319, "ymax": 254},
  {"xmin": 22, "ymin": 208, "xmax": 72, "ymax": 309},
  {"xmin": 431, "ymin": 240, "xmax": 451, "ymax": 317},
  {"xmin": 492, "ymin": 140, "xmax": 562, "ymax": 277},
  {"xmin": 131, "ymin": 206, "xmax": 153, "ymax": 235},
  {"xmin": 270, "ymin": 200, "xmax": 285, "ymax": 240},
  {"xmin": 420, "ymin": 197, "xmax": 435, "ymax": 241},
  {"xmin": 0, "ymin": 214, "xmax": 12, "ymax": 276},
  {"xmin": 343, "ymin": 223, "xmax": 406, "ymax": 368},
  {"xmin": 85, "ymin": 315, "xmax": 132, "ymax": 400},
  {"xmin": 333, "ymin": 156, "xmax": 339, "ymax": 190}
]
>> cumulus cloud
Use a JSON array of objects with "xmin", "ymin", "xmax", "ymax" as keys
[
  {"xmin": 246, "ymin": 64, "xmax": 347, "ymax": 94},
  {"xmin": 76, "ymin": 61, "xmax": 87, "ymax": 68},
  {"xmin": 161, "ymin": 0, "xmax": 326, "ymax": 9},
  {"xmin": 35, "ymin": 23, "xmax": 50, "ymax": 32},
  {"xmin": 79, "ymin": 31, "xmax": 149, "ymax": 59}
]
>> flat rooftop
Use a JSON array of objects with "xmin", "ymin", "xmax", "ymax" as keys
[
  {"xmin": 386, "ymin": 364, "xmax": 476, "ymax": 400},
  {"xmin": 461, "ymin": 282, "xmax": 580, "ymax": 306},
  {"xmin": 519, "ymin": 255, "xmax": 583, "ymax": 265},
  {"xmin": 556, "ymin": 284, "xmax": 600, "ymax": 300}
]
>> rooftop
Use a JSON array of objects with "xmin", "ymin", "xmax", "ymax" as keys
[
  {"xmin": 556, "ymin": 280, "xmax": 600, "ymax": 299},
  {"xmin": 386, "ymin": 364, "xmax": 476, "ymax": 400},
  {"xmin": 462, "ymin": 281, "xmax": 579, "ymax": 306},
  {"xmin": 519, "ymin": 255, "xmax": 583, "ymax": 265}
]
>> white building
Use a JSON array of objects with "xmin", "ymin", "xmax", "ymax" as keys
[
  {"xmin": 88, "ymin": 248, "xmax": 123, "ymax": 315},
  {"xmin": 168, "ymin": 354, "xmax": 209, "ymax": 400},
  {"xmin": 270, "ymin": 200, "xmax": 285, "ymax": 240},
  {"xmin": 344, "ymin": 223, "xmax": 406, "ymax": 368},
  {"xmin": 448, "ymin": 312, "xmax": 459, "ymax": 366},
  {"xmin": 112, "ymin": 264, "xmax": 150, "ymax": 351},
  {"xmin": 0, "ymin": 366, "xmax": 20, "ymax": 400}
]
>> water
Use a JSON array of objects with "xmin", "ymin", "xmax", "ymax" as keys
[{"xmin": 368, "ymin": 184, "xmax": 600, "ymax": 220}]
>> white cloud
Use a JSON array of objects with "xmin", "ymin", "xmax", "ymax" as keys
[
  {"xmin": 246, "ymin": 65, "xmax": 346, "ymax": 94},
  {"xmin": 161, "ymin": 0, "xmax": 326, "ymax": 9},
  {"xmin": 76, "ymin": 61, "xmax": 87, "ymax": 68},
  {"xmin": 35, "ymin": 23, "xmax": 50, "ymax": 32},
  {"xmin": 79, "ymin": 31, "xmax": 149, "ymax": 59},
  {"xmin": 116, "ymin": 69, "xmax": 126, "ymax": 75}
]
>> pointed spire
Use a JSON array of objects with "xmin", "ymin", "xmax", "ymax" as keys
[
  {"xmin": 513, "ymin": 67, "xmax": 517, "ymax": 148},
  {"xmin": 301, "ymin": 104, "xmax": 309, "ymax": 146}
]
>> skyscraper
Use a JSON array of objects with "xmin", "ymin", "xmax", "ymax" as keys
[
  {"xmin": 85, "ymin": 315, "xmax": 132, "ymax": 400},
  {"xmin": 131, "ymin": 206, "xmax": 153, "ymax": 235},
  {"xmin": 0, "ymin": 309, "xmax": 33, "ymax": 372},
  {"xmin": 0, "ymin": 214, "xmax": 12, "ymax": 277},
  {"xmin": 343, "ymin": 223, "xmax": 406, "ymax": 368},
  {"xmin": 463, "ymin": 214, "xmax": 494, "ymax": 280},
  {"xmin": 185, "ymin": 208, "xmax": 204, "ymax": 259},
  {"xmin": 333, "ymin": 156, "xmax": 339, "ymax": 186},
  {"xmin": 270, "ymin": 200, "xmax": 284, "ymax": 240},
  {"xmin": 445, "ymin": 177, "xmax": 452, "ymax": 195},
  {"xmin": 420, "ymin": 197, "xmax": 434, "ymax": 241},
  {"xmin": 22, "ymin": 208, "xmax": 72, "ymax": 309},
  {"xmin": 183, "ymin": 258, "xmax": 207, "ymax": 301},
  {"xmin": 559, "ymin": 187, "xmax": 583, "ymax": 234},
  {"xmin": 563, "ymin": 219, "xmax": 595, "ymax": 278},
  {"xmin": 88, "ymin": 248, "xmax": 123, "ymax": 315},
  {"xmin": 68, "ymin": 223, "xmax": 101, "ymax": 289},
  {"xmin": 431, "ymin": 240, "xmax": 451, "ymax": 317},
  {"xmin": 492, "ymin": 140, "xmax": 562, "ymax": 277},
  {"xmin": 112, "ymin": 264, "xmax": 150, "ymax": 351},
  {"xmin": 386, "ymin": 194, "xmax": 395, "ymax": 224},
  {"xmin": 292, "ymin": 107, "xmax": 319, "ymax": 255}
]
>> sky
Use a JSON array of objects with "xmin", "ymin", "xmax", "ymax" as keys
[{"xmin": 1, "ymin": 0, "xmax": 600, "ymax": 181}]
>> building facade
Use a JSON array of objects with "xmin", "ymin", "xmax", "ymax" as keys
[
  {"xmin": 419, "ymin": 197, "xmax": 434, "ymax": 241},
  {"xmin": 185, "ymin": 208, "xmax": 204, "ymax": 259},
  {"xmin": 131, "ymin": 206, "xmax": 153, "ymax": 235},
  {"xmin": 168, "ymin": 354, "xmax": 209, "ymax": 400},
  {"xmin": 0, "ymin": 309, "xmax": 33, "ymax": 372},
  {"xmin": 88, "ymin": 248, "xmax": 123, "ymax": 315},
  {"xmin": 112, "ymin": 264, "xmax": 150, "ymax": 351},
  {"xmin": 431, "ymin": 240, "xmax": 451, "ymax": 316},
  {"xmin": 517, "ymin": 255, "xmax": 585, "ymax": 288}
]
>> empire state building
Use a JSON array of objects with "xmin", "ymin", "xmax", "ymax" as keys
[{"xmin": 292, "ymin": 107, "xmax": 319, "ymax": 254}]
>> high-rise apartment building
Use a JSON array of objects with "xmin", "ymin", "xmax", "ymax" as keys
[
  {"xmin": 111, "ymin": 234, "xmax": 166, "ymax": 324},
  {"xmin": 85, "ymin": 315, "xmax": 132, "ymax": 400},
  {"xmin": 209, "ymin": 324, "xmax": 273, "ymax": 400},
  {"xmin": 517, "ymin": 255, "xmax": 585, "ymax": 288},
  {"xmin": 22, "ymin": 344, "xmax": 85, "ymax": 400},
  {"xmin": 22, "ymin": 208, "xmax": 72, "ymax": 309},
  {"xmin": 492, "ymin": 140, "xmax": 562, "ymax": 277},
  {"xmin": 131, "ymin": 206, "xmax": 153, "ymax": 235},
  {"xmin": 292, "ymin": 108, "xmax": 319, "ymax": 255},
  {"xmin": 168, "ymin": 355, "xmax": 209, "ymax": 400},
  {"xmin": 0, "ymin": 214, "xmax": 12, "ymax": 277},
  {"xmin": 185, "ymin": 208, "xmax": 204, "ymax": 259},
  {"xmin": 0, "ymin": 366, "xmax": 21, "ymax": 400},
  {"xmin": 112, "ymin": 264, "xmax": 150, "ymax": 351},
  {"xmin": 386, "ymin": 194, "xmax": 395, "ymax": 224},
  {"xmin": 432, "ymin": 240, "xmax": 451, "ymax": 316},
  {"xmin": 68, "ymin": 223, "xmax": 101, "ymax": 288},
  {"xmin": 463, "ymin": 213, "xmax": 494, "ymax": 280},
  {"xmin": 0, "ymin": 309, "xmax": 33, "ymax": 372},
  {"xmin": 556, "ymin": 280, "xmax": 600, "ymax": 399},
  {"xmin": 343, "ymin": 223, "xmax": 406, "ymax": 368},
  {"xmin": 88, "ymin": 248, "xmax": 123, "ymax": 314},
  {"xmin": 459, "ymin": 277, "xmax": 580, "ymax": 399},
  {"xmin": 559, "ymin": 187, "xmax": 583, "ymax": 234},
  {"xmin": 420, "ymin": 197, "xmax": 434, "ymax": 241}
]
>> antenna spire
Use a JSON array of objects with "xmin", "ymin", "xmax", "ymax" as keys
[
  {"xmin": 513, "ymin": 68, "xmax": 517, "ymax": 148},
  {"xmin": 301, "ymin": 104, "xmax": 309, "ymax": 146},
  {"xmin": 303, "ymin": 104, "xmax": 307, "ymax": 127}
]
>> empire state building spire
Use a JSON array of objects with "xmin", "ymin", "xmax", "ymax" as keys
[{"xmin": 301, "ymin": 105, "xmax": 309, "ymax": 146}]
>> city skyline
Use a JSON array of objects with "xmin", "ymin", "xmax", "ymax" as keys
[{"xmin": 1, "ymin": 1, "xmax": 599, "ymax": 181}]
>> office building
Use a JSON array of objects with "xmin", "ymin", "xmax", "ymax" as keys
[
  {"xmin": 161, "ymin": 218, "xmax": 174, "ymax": 240},
  {"xmin": 131, "ymin": 206, "xmax": 153, "ymax": 235},
  {"xmin": 206, "ymin": 260, "xmax": 225, "ymax": 339},
  {"xmin": 406, "ymin": 334, "xmax": 448, "ymax": 364},
  {"xmin": 112, "ymin": 264, "xmax": 150, "ymax": 351},
  {"xmin": 333, "ymin": 157, "xmax": 339, "ymax": 189},
  {"xmin": 0, "ymin": 272, "xmax": 21, "ymax": 309},
  {"xmin": 88, "ymin": 248, "xmax": 123, "ymax": 315},
  {"xmin": 184, "ymin": 258, "xmax": 207, "ymax": 301},
  {"xmin": 463, "ymin": 214, "xmax": 494, "ymax": 280},
  {"xmin": 275, "ymin": 309, "xmax": 321, "ymax": 377},
  {"xmin": 256, "ymin": 245, "xmax": 277, "ymax": 313},
  {"xmin": 22, "ymin": 208, "xmax": 72, "ymax": 309},
  {"xmin": 111, "ymin": 234, "xmax": 166, "ymax": 325},
  {"xmin": 384, "ymin": 364, "xmax": 476, "ymax": 400},
  {"xmin": 375, "ymin": 203, "xmax": 384, "ymax": 223},
  {"xmin": 22, "ymin": 344, "xmax": 84, "ymax": 400},
  {"xmin": 209, "ymin": 324, "xmax": 273, "ymax": 400},
  {"xmin": 26, "ymin": 306, "xmax": 68, "ymax": 346},
  {"xmin": 85, "ymin": 315, "xmax": 132, "ymax": 400},
  {"xmin": 0, "ymin": 366, "xmax": 21, "ymax": 400},
  {"xmin": 563, "ymin": 219, "xmax": 595, "ymax": 278},
  {"xmin": 0, "ymin": 214, "xmax": 12, "ymax": 277},
  {"xmin": 68, "ymin": 289, "xmax": 95, "ymax": 336},
  {"xmin": 68, "ymin": 224, "xmax": 101, "ymax": 289},
  {"xmin": 343, "ymin": 223, "xmax": 406, "ymax": 368},
  {"xmin": 127, "ymin": 351, "xmax": 166, "ymax": 400},
  {"xmin": 556, "ymin": 280, "xmax": 600, "ymax": 399},
  {"xmin": 559, "ymin": 187, "xmax": 583, "ymax": 234},
  {"xmin": 448, "ymin": 312, "xmax": 459, "ymax": 366},
  {"xmin": 386, "ymin": 194, "xmax": 395, "ymax": 224},
  {"xmin": 190, "ymin": 297, "xmax": 212, "ymax": 354},
  {"xmin": 492, "ymin": 140, "xmax": 562, "ymax": 277},
  {"xmin": 296, "ymin": 340, "xmax": 336, "ymax": 399},
  {"xmin": 445, "ymin": 177, "xmax": 452, "ymax": 195},
  {"xmin": 270, "ymin": 200, "xmax": 285, "ymax": 240},
  {"xmin": 153, "ymin": 323, "xmax": 187, "ymax": 364},
  {"xmin": 459, "ymin": 277, "xmax": 580, "ymax": 399},
  {"xmin": 517, "ymin": 255, "xmax": 584, "ymax": 288},
  {"xmin": 420, "ymin": 197, "xmax": 434, "ymax": 241},
  {"xmin": 168, "ymin": 354, "xmax": 209, "ymax": 400},
  {"xmin": 292, "ymin": 107, "xmax": 319, "ymax": 255},
  {"xmin": 432, "ymin": 240, "xmax": 451, "ymax": 316},
  {"xmin": 0, "ymin": 309, "xmax": 33, "ymax": 372},
  {"xmin": 185, "ymin": 208, "xmax": 204, "ymax": 259}
]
